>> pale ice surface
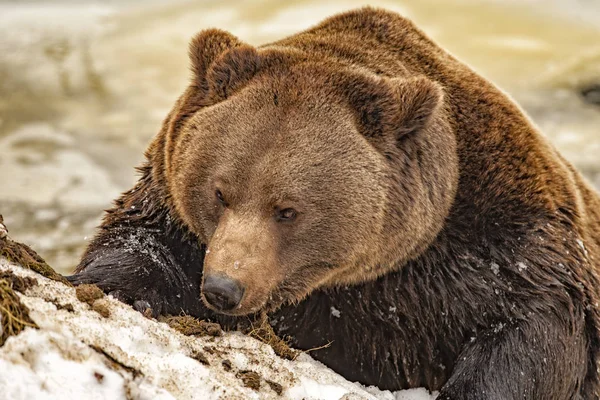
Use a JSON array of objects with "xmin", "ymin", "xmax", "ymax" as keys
[{"xmin": 0, "ymin": 257, "xmax": 436, "ymax": 400}]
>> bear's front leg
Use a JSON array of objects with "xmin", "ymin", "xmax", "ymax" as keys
[
  {"xmin": 67, "ymin": 180, "xmax": 210, "ymax": 318},
  {"xmin": 438, "ymin": 311, "xmax": 588, "ymax": 400}
]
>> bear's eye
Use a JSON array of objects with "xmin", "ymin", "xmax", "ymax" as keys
[
  {"xmin": 215, "ymin": 189, "xmax": 228, "ymax": 207},
  {"xmin": 276, "ymin": 208, "xmax": 297, "ymax": 223}
]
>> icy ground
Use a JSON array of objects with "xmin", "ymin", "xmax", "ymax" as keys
[{"xmin": 0, "ymin": 258, "xmax": 435, "ymax": 400}]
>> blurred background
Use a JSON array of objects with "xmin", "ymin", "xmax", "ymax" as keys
[{"xmin": 1, "ymin": 0, "xmax": 599, "ymax": 275}]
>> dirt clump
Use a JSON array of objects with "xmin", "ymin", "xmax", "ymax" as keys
[
  {"xmin": 75, "ymin": 284, "xmax": 104, "ymax": 305},
  {"xmin": 75, "ymin": 284, "xmax": 110, "ymax": 317},
  {"xmin": 237, "ymin": 370, "xmax": 261, "ymax": 391},
  {"xmin": 92, "ymin": 299, "xmax": 111, "ymax": 318},
  {"xmin": 221, "ymin": 359, "xmax": 232, "ymax": 371},
  {"xmin": 190, "ymin": 348, "xmax": 210, "ymax": 365},
  {"xmin": 266, "ymin": 379, "xmax": 283, "ymax": 395},
  {"xmin": 94, "ymin": 371, "xmax": 104, "ymax": 383},
  {"xmin": 161, "ymin": 315, "xmax": 223, "ymax": 337},
  {"xmin": 55, "ymin": 302, "xmax": 75, "ymax": 312}
]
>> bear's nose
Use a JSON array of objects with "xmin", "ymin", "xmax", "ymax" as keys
[{"xmin": 202, "ymin": 274, "xmax": 245, "ymax": 312}]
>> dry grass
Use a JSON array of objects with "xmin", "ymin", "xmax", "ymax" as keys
[
  {"xmin": 161, "ymin": 315, "xmax": 223, "ymax": 337},
  {"xmin": 0, "ymin": 271, "xmax": 37, "ymax": 346},
  {"xmin": 0, "ymin": 222, "xmax": 70, "ymax": 286},
  {"xmin": 245, "ymin": 312, "xmax": 299, "ymax": 361}
]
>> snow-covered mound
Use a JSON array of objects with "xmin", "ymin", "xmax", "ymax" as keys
[{"xmin": 0, "ymin": 257, "xmax": 435, "ymax": 400}]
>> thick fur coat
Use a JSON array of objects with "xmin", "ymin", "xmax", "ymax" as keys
[{"xmin": 70, "ymin": 8, "xmax": 600, "ymax": 399}]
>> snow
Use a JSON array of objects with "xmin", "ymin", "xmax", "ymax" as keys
[
  {"xmin": 287, "ymin": 376, "xmax": 351, "ymax": 399},
  {"xmin": 0, "ymin": 257, "xmax": 436, "ymax": 400},
  {"xmin": 576, "ymin": 239, "xmax": 589, "ymax": 256},
  {"xmin": 0, "ymin": 330, "xmax": 130, "ymax": 400},
  {"xmin": 394, "ymin": 388, "xmax": 437, "ymax": 400},
  {"xmin": 490, "ymin": 262, "xmax": 500, "ymax": 275},
  {"xmin": 330, "ymin": 306, "xmax": 341, "ymax": 318}
]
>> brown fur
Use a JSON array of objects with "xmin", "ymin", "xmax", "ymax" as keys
[{"xmin": 70, "ymin": 8, "xmax": 600, "ymax": 399}]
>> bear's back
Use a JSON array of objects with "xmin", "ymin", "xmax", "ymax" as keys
[{"xmin": 268, "ymin": 7, "xmax": 600, "ymax": 255}]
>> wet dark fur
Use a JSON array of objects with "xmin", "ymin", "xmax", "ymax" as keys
[{"xmin": 70, "ymin": 8, "xmax": 600, "ymax": 399}]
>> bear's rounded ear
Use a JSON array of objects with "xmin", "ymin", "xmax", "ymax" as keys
[
  {"xmin": 349, "ymin": 76, "xmax": 443, "ymax": 140},
  {"xmin": 388, "ymin": 77, "xmax": 444, "ymax": 138},
  {"xmin": 189, "ymin": 29, "xmax": 243, "ymax": 86},
  {"xmin": 206, "ymin": 45, "xmax": 261, "ymax": 101},
  {"xmin": 188, "ymin": 29, "xmax": 260, "ymax": 101}
]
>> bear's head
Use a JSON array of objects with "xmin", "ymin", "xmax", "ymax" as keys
[{"xmin": 162, "ymin": 30, "xmax": 458, "ymax": 315}]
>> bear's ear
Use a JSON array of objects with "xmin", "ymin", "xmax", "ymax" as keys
[
  {"xmin": 206, "ymin": 45, "xmax": 261, "ymax": 101},
  {"xmin": 189, "ymin": 29, "xmax": 243, "ymax": 86},
  {"xmin": 348, "ymin": 76, "xmax": 443, "ymax": 141},
  {"xmin": 388, "ymin": 77, "xmax": 444, "ymax": 138},
  {"xmin": 188, "ymin": 29, "xmax": 260, "ymax": 101}
]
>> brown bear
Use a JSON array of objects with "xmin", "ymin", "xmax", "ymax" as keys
[{"xmin": 69, "ymin": 7, "xmax": 600, "ymax": 399}]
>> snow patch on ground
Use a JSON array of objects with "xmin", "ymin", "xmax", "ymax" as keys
[{"xmin": 0, "ymin": 257, "xmax": 435, "ymax": 400}]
